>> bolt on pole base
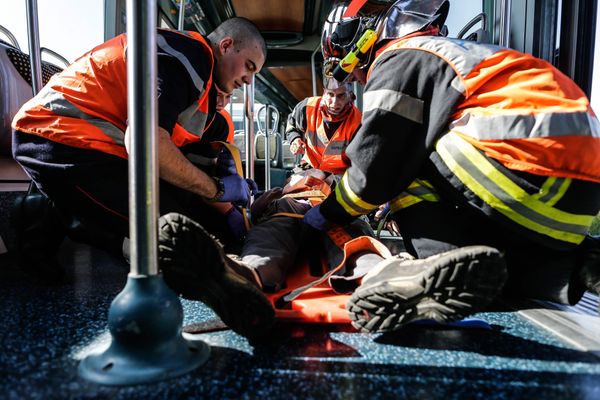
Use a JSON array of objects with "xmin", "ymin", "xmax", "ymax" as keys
[{"xmin": 79, "ymin": 275, "xmax": 209, "ymax": 385}]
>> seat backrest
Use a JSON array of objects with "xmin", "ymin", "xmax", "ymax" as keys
[
  {"xmin": 281, "ymin": 140, "xmax": 298, "ymax": 169},
  {"xmin": 233, "ymin": 131, "xmax": 246, "ymax": 160},
  {"xmin": 255, "ymin": 132, "xmax": 283, "ymax": 167},
  {"xmin": 456, "ymin": 13, "xmax": 490, "ymax": 44},
  {"xmin": 0, "ymin": 40, "xmax": 63, "ymax": 156}
]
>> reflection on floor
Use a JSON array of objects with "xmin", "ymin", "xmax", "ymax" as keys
[{"xmin": 1, "ymin": 239, "xmax": 599, "ymax": 399}]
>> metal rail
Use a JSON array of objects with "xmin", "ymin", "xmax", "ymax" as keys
[{"xmin": 25, "ymin": 0, "xmax": 42, "ymax": 95}]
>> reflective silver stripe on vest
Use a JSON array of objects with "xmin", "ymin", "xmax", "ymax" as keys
[
  {"xmin": 157, "ymin": 34, "xmax": 204, "ymax": 92},
  {"xmin": 403, "ymin": 37, "xmax": 500, "ymax": 94},
  {"xmin": 437, "ymin": 133, "xmax": 591, "ymax": 241},
  {"xmin": 306, "ymin": 129, "xmax": 326, "ymax": 149},
  {"xmin": 450, "ymin": 111, "xmax": 600, "ymax": 140},
  {"xmin": 37, "ymin": 86, "xmax": 125, "ymax": 146},
  {"xmin": 323, "ymin": 141, "xmax": 347, "ymax": 155},
  {"xmin": 363, "ymin": 88, "xmax": 423, "ymax": 123},
  {"xmin": 177, "ymin": 102, "xmax": 208, "ymax": 138}
]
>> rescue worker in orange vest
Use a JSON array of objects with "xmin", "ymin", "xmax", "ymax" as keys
[
  {"xmin": 12, "ymin": 18, "xmax": 275, "ymax": 337},
  {"xmin": 301, "ymin": 0, "xmax": 600, "ymax": 333},
  {"xmin": 286, "ymin": 78, "xmax": 362, "ymax": 175}
]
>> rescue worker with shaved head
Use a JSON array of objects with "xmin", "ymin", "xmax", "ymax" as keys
[
  {"xmin": 12, "ymin": 17, "xmax": 272, "ymax": 337},
  {"xmin": 300, "ymin": 0, "xmax": 600, "ymax": 333}
]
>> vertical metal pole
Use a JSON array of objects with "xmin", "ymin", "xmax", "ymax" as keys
[
  {"xmin": 499, "ymin": 0, "xmax": 512, "ymax": 47},
  {"xmin": 79, "ymin": 0, "xmax": 209, "ymax": 385},
  {"xmin": 178, "ymin": 0, "xmax": 185, "ymax": 30},
  {"xmin": 25, "ymin": 0, "xmax": 43, "ymax": 95},
  {"xmin": 127, "ymin": 0, "xmax": 158, "ymax": 276},
  {"xmin": 264, "ymin": 106, "xmax": 271, "ymax": 190},
  {"xmin": 244, "ymin": 77, "xmax": 255, "ymax": 181},
  {"xmin": 311, "ymin": 45, "xmax": 320, "ymax": 96}
]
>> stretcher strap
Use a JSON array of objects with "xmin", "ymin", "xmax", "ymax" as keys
[
  {"xmin": 212, "ymin": 141, "xmax": 251, "ymax": 230},
  {"xmin": 281, "ymin": 227, "xmax": 356, "ymax": 303}
]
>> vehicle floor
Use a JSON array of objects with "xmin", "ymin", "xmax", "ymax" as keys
[{"xmin": 1, "ymin": 239, "xmax": 599, "ymax": 400}]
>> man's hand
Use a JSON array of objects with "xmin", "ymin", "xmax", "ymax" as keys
[
  {"xmin": 290, "ymin": 138, "xmax": 306, "ymax": 155},
  {"xmin": 216, "ymin": 175, "xmax": 258, "ymax": 207}
]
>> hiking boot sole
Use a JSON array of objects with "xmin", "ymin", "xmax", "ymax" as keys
[
  {"xmin": 158, "ymin": 212, "xmax": 275, "ymax": 339},
  {"xmin": 347, "ymin": 246, "xmax": 507, "ymax": 333}
]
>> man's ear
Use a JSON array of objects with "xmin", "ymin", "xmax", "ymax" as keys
[{"xmin": 218, "ymin": 37, "xmax": 234, "ymax": 56}]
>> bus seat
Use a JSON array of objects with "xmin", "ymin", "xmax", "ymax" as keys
[
  {"xmin": 281, "ymin": 140, "xmax": 298, "ymax": 169},
  {"xmin": 233, "ymin": 131, "xmax": 246, "ymax": 160},
  {"xmin": 456, "ymin": 13, "xmax": 490, "ymax": 44},
  {"xmin": 0, "ymin": 39, "xmax": 63, "ymax": 156},
  {"xmin": 255, "ymin": 132, "xmax": 281, "ymax": 167}
]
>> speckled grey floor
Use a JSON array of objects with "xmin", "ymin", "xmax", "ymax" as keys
[{"xmin": 1, "ymin": 240, "xmax": 600, "ymax": 400}]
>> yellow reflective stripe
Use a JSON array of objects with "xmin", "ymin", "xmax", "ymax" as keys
[
  {"xmin": 532, "ymin": 176, "xmax": 571, "ymax": 207},
  {"xmin": 545, "ymin": 177, "xmax": 571, "ymax": 207},
  {"xmin": 453, "ymin": 135, "xmax": 591, "ymax": 226},
  {"xmin": 533, "ymin": 176, "xmax": 557, "ymax": 201},
  {"xmin": 335, "ymin": 172, "xmax": 379, "ymax": 216},
  {"xmin": 270, "ymin": 212, "xmax": 304, "ymax": 219},
  {"xmin": 437, "ymin": 133, "xmax": 593, "ymax": 244},
  {"xmin": 390, "ymin": 195, "xmax": 423, "ymax": 212},
  {"xmin": 389, "ymin": 179, "xmax": 440, "ymax": 212}
]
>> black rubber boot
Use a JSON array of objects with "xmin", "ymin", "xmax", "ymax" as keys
[
  {"xmin": 11, "ymin": 185, "xmax": 66, "ymax": 283},
  {"xmin": 576, "ymin": 236, "xmax": 600, "ymax": 298},
  {"xmin": 347, "ymin": 245, "xmax": 507, "ymax": 333},
  {"xmin": 158, "ymin": 212, "xmax": 275, "ymax": 339}
]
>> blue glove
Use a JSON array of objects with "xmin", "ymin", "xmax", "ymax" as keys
[
  {"xmin": 225, "ymin": 207, "xmax": 247, "ymax": 241},
  {"xmin": 302, "ymin": 204, "xmax": 332, "ymax": 231},
  {"xmin": 218, "ymin": 175, "xmax": 258, "ymax": 207},
  {"xmin": 216, "ymin": 149, "xmax": 237, "ymax": 177},
  {"xmin": 246, "ymin": 178, "xmax": 258, "ymax": 197}
]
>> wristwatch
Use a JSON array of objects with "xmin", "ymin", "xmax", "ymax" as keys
[{"xmin": 206, "ymin": 177, "xmax": 225, "ymax": 202}]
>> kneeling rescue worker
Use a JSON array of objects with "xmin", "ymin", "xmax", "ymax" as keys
[{"xmin": 301, "ymin": 0, "xmax": 600, "ymax": 333}]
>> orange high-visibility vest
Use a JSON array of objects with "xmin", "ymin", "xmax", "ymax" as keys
[
  {"xmin": 303, "ymin": 97, "xmax": 362, "ymax": 175},
  {"xmin": 371, "ymin": 36, "xmax": 600, "ymax": 183},
  {"xmin": 366, "ymin": 36, "xmax": 600, "ymax": 246},
  {"xmin": 12, "ymin": 30, "xmax": 214, "ymax": 159}
]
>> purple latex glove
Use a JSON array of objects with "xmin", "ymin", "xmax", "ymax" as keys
[
  {"xmin": 216, "ymin": 149, "xmax": 237, "ymax": 177},
  {"xmin": 218, "ymin": 175, "xmax": 258, "ymax": 207},
  {"xmin": 302, "ymin": 204, "xmax": 332, "ymax": 231},
  {"xmin": 225, "ymin": 207, "xmax": 247, "ymax": 241}
]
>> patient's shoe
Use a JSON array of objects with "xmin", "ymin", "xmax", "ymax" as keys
[
  {"xmin": 347, "ymin": 246, "xmax": 507, "ymax": 333},
  {"xmin": 158, "ymin": 212, "xmax": 274, "ymax": 339}
]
